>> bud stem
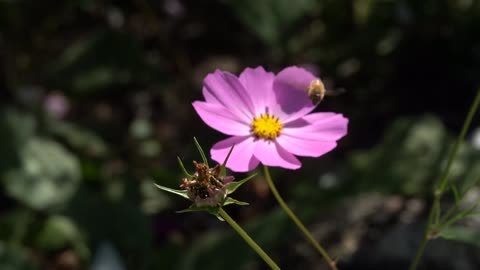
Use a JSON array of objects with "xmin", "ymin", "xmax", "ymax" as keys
[
  {"xmin": 263, "ymin": 166, "xmax": 338, "ymax": 270},
  {"xmin": 218, "ymin": 208, "xmax": 280, "ymax": 270}
]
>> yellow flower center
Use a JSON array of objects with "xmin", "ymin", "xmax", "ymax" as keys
[{"xmin": 251, "ymin": 113, "xmax": 282, "ymax": 140}]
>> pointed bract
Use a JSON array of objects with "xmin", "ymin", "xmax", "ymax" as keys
[
  {"xmin": 226, "ymin": 173, "xmax": 257, "ymax": 195},
  {"xmin": 220, "ymin": 145, "xmax": 235, "ymax": 177},
  {"xmin": 224, "ymin": 197, "xmax": 249, "ymax": 206},
  {"xmin": 177, "ymin": 156, "xmax": 193, "ymax": 178},
  {"xmin": 154, "ymin": 184, "xmax": 189, "ymax": 200},
  {"xmin": 193, "ymin": 137, "xmax": 209, "ymax": 166}
]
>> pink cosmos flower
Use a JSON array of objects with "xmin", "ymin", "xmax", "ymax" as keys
[{"xmin": 192, "ymin": 66, "xmax": 348, "ymax": 172}]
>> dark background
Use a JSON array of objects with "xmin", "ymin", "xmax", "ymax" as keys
[{"xmin": 0, "ymin": 0, "xmax": 479, "ymax": 269}]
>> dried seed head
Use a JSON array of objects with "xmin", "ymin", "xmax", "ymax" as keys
[{"xmin": 180, "ymin": 161, "xmax": 233, "ymax": 207}]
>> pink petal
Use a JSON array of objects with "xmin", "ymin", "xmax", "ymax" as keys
[
  {"xmin": 277, "ymin": 135, "xmax": 338, "ymax": 157},
  {"xmin": 238, "ymin": 67, "xmax": 276, "ymax": 115},
  {"xmin": 283, "ymin": 113, "xmax": 348, "ymax": 141},
  {"xmin": 211, "ymin": 136, "xmax": 259, "ymax": 172},
  {"xmin": 272, "ymin": 66, "xmax": 318, "ymax": 123},
  {"xmin": 203, "ymin": 70, "xmax": 255, "ymax": 123},
  {"xmin": 192, "ymin": 101, "xmax": 251, "ymax": 136},
  {"xmin": 253, "ymin": 140, "xmax": 301, "ymax": 170}
]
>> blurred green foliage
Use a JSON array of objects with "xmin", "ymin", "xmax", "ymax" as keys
[
  {"xmin": 0, "ymin": 0, "xmax": 479, "ymax": 269},
  {"xmin": 440, "ymin": 226, "xmax": 480, "ymax": 248},
  {"xmin": 348, "ymin": 115, "xmax": 480, "ymax": 195}
]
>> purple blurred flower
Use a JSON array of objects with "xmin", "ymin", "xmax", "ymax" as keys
[
  {"xmin": 193, "ymin": 66, "xmax": 348, "ymax": 172},
  {"xmin": 44, "ymin": 92, "xmax": 70, "ymax": 119}
]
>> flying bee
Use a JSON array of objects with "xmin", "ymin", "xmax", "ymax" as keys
[{"xmin": 306, "ymin": 79, "xmax": 345, "ymax": 105}]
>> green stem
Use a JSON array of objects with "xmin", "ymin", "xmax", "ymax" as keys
[
  {"xmin": 218, "ymin": 208, "xmax": 281, "ymax": 270},
  {"xmin": 437, "ymin": 90, "xmax": 480, "ymax": 194},
  {"xmin": 408, "ymin": 200, "xmax": 437, "ymax": 270},
  {"xmin": 263, "ymin": 166, "xmax": 337, "ymax": 270},
  {"xmin": 408, "ymin": 89, "xmax": 480, "ymax": 270}
]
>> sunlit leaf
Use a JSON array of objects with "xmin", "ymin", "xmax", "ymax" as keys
[
  {"xmin": 154, "ymin": 184, "xmax": 189, "ymax": 200},
  {"xmin": 223, "ymin": 197, "xmax": 249, "ymax": 206},
  {"xmin": 225, "ymin": 173, "xmax": 257, "ymax": 195}
]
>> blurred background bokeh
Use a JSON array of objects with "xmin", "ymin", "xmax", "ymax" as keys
[{"xmin": 1, "ymin": 0, "xmax": 480, "ymax": 269}]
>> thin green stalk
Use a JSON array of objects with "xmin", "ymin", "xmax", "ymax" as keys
[
  {"xmin": 408, "ymin": 200, "xmax": 437, "ymax": 270},
  {"xmin": 218, "ymin": 208, "xmax": 280, "ymax": 270},
  {"xmin": 438, "ymin": 203, "xmax": 459, "ymax": 227},
  {"xmin": 437, "ymin": 90, "xmax": 480, "ymax": 194},
  {"xmin": 263, "ymin": 166, "xmax": 337, "ymax": 270},
  {"xmin": 438, "ymin": 175, "xmax": 480, "ymax": 226},
  {"xmin": 408, "ymin": 89, "xmax": 480, "ymax": 270},
  {"xmin": 439, "ymin": 201, "xmax": 480, "ymax": 231}
]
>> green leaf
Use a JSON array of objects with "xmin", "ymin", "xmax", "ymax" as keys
[
  {"xmin": 225, "ymin": 173, "xmax": 257, "ymax": 195},
  {"xmin": 224, "ymin": 197, "xmax": 249, "ymax": 206},
  {"xmin": 439, "ymin": 226, "xmax": 480, "ymax": 247},
  {"xmin": 193, "ymin": 137, "xmax": 209, "ymax": 166},
  {"xmin": 154, "ymin": 184, "xmax": 189, "ymax": 200}
]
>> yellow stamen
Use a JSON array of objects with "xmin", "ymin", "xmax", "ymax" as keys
[{"xmin": 251, "ymin": 113, "xmax": 282, "ymax": 140}]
